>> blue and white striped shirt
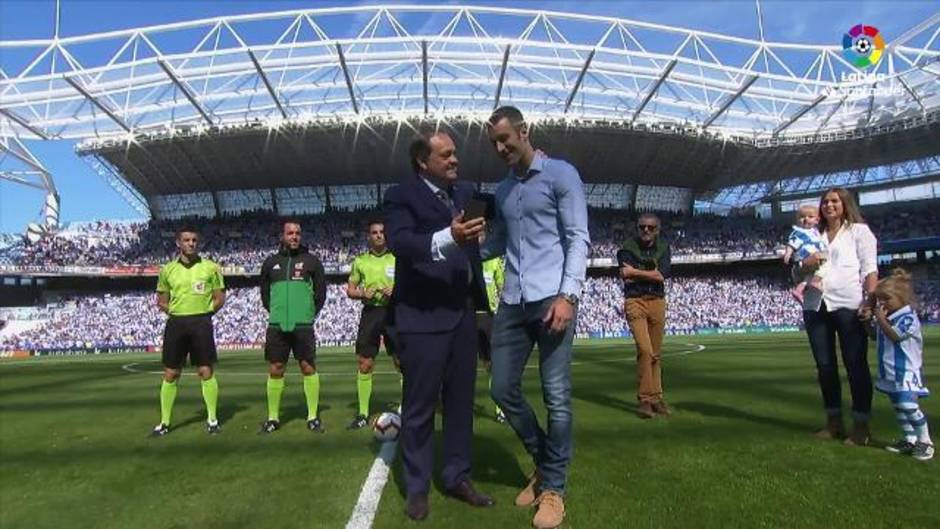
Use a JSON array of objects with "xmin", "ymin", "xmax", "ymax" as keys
[
  {"xmin": 787, "ymin": 225, "xmax": 824, "ymax": 262},
  {"xmin": 875, "ymin": 305, "xmax": 929, "ymax": 396}
]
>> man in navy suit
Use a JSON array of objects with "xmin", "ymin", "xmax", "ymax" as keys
[{"xmin": 383, "ymin": 130, "xmax": 495, "ymax": 521}]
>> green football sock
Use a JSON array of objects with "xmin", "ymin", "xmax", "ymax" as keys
[
  {"xmin": 267, "ymin": 376, "xmax": 285, "ymax": 421},
  {"xmin": 201, "ymin": 376, "xmax": 219, "ymax": 424},
  {"xmin": 159, "ymin": 379, "xmax": 178, "ymax": 426},
  {"xmin": 303, "ymin": 374, "xmax": 321, "ymax": 421},
  {"xmin": 357, "ymin": 372, "xmax": 373, "ymax": 417}
]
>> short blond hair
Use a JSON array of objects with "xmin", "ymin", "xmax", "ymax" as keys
[
  {"xmin": 875, "ymin": 268, "xmax": 915, "ymax": 308},
  {"xmin": 796, "ymin": 204, "xmax": 818, "ymax": 220}
]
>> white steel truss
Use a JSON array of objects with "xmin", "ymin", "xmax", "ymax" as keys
[{"xmin": 0, "ymin": 5, "xmax": 936, "ymax": 144}]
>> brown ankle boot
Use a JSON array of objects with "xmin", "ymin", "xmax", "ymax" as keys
[
  {"xmin": 814, "ymin": 415, "xmax": 845, "ymax": 440},
  {"xmin": 844, "ymin": 420, "xmax": 871, "ymax": 447}
]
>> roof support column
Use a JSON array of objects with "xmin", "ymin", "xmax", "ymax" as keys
[
  {"xmin": 336, "ymin": 43, "xmax": 360, "ymax": 115},
  {"xmin": 631, "ymin": 59, "xmax": 677, "ymax": 124}
]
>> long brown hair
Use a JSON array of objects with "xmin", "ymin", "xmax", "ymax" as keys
[{"xmin": 818, "ymin": 187, "xmax": 865, "ymax": 232}]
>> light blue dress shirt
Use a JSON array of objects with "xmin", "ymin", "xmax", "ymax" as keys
[{"xmin": 481, "ymin": 155, "xmax": 590, "ymax": 304}]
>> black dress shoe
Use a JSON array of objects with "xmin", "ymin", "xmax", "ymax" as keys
[
  {"xmin": 405, "ymin": 493, "xmax": 429, "ymax": 521},
  {"xmin": 445, "ymin": 480, "xmax": 495, "ymax": 507}
]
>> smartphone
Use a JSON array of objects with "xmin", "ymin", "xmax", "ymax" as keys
[{"xmin": 464, "ymin": 198, "xmax": 488, "ymax": 221}]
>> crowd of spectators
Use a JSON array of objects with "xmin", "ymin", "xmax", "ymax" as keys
[
  {"xmin": 0, "ymin": 283, "xmax": 361, "ymax": 351},
  {"xmin": 3, "ymin": 207, "xmax": 938, "ymax": 269},
  {"xmin": 588, "ymin": 211, "xmax": 781, "ymax": 259},
  {"xmin": 0, "ymin": 211, "xmax": 373, "ymax": 269},
  {"xmin": 4, "ymin": 272, "xmax": 937, "ymax": 351}
]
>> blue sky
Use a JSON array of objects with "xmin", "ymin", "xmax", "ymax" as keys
[{"xmin": 0, "ymin": 0, "xmax": 935, "ymax": 232}]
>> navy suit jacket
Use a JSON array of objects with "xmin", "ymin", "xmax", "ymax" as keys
[{"xmin": 383, "ymin": 177, "xmax": 489, "ymax": 334}]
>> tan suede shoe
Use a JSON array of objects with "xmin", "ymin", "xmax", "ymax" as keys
[
  {"xmin": 514, "ymin": 470, "xmax": 541, "ymax": 507},
  {"xmin": 532, "ymin": 491, "xmax": 565, "ymax": 529}
]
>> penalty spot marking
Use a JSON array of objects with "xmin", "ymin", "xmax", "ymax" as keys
[{"xmin": 345, "ymin": 440, "xmax": 398, "ymax": 529}]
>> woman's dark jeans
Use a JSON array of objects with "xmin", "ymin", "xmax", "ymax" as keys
[{"xmin": 802, "ymin": 302, "xmax": 872, "ymax": 421}]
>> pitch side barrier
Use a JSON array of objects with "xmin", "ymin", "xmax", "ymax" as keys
[
  {"xmin": 577, "ymin": 325, "xmax": 802, "ymax": 341},
  {"xmin": 2, "ymin": 326, "xmax": 797, "ymax": 357},
  {"xmin": 1, "ymin": 340, "xmax": 356, "ymax": 358},
  {"xmin": 8, "ymin": 323, "xmax": 940, "ymax": 357}
]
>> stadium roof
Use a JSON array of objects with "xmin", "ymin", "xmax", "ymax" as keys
[{"xmin": 2, "ymin": 5, "xmax": 939, "ymax": 207}]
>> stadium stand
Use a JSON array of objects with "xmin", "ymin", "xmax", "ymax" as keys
[
  {"xmin": 3, "ymin": 206, "xmax": 938, "ymax": 270},
  {"xmin": 2, "ymin": 274, "xmax": 938, "ymax": 352},
  {"xmin": 2, "ymin": 199, "xmax": 939, "ymax": 353}
]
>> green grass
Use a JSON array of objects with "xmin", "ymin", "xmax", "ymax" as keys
[{"xmin": 1, "ymin": 330, "xmax": 938, "ymax": 529}]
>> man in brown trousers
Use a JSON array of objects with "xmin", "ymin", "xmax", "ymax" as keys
[{"xmin": 617, "ymin": 212, "xmax": 672, "ymax": 419}]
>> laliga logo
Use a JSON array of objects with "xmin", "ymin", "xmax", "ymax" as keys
[{"xmin": 842, "ymin": 24, "xmax": 885, "ymax": 69}]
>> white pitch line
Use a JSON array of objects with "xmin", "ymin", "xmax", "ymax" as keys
[
  {"xmin": 345, "ymin": 440, "xmax": 399, "ymax": 529},
  {"xmin": 119, "ymin": 344, "xmax": 707, "ymax": 377}
]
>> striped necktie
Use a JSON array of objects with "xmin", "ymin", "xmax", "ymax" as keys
[{"xmin": 435, "ymin": 189, "xmax": 457, "ymax": 215}]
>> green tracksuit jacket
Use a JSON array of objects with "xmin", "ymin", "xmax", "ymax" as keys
[{"xmin": 260, "ymin": 245, "xmax": 327, "ymax": 332}]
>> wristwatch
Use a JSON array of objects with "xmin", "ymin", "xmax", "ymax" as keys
[{"xmin": 559, "ymin": 293, "xmax": 579, "ymax": 306}]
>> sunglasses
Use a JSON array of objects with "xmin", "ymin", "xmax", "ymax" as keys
[{"xmin": 638, "ymin": 224, "xmax": 659, "ymax": 232}]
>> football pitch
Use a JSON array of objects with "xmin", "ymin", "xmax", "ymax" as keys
[{"xmin": 1, "ymin": 330, "xmax": 937, "ymax": 529}]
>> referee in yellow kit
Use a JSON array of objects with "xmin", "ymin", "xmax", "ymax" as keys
[
  {"xmin": 150, "ymin": 225, "xmax": 226, "ymax": 437},
  {"xmin": 345, "ymin": 219, "xmax": 399, "ymax": 429}
]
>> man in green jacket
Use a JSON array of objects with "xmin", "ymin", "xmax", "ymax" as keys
[
  {"xmin": 617, "ymin": 212, "xmax": 672, "ymax": 419},
  {"xmin": 259, "ymin": 219, "xmax": 327, "ymax": 433}
]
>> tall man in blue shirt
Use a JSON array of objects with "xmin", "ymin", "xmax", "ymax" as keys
[{"xmin": 482, "ymin": 106, "xmax": 590, "ymax": 529}]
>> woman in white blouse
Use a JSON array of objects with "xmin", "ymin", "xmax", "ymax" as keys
[{"xmin": 801, "ymin": 188, "xmax": 878, "ymax": 446}]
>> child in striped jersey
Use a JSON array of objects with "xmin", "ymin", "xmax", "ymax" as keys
[
  {"xmin": 864, "ymin": 268, "xmax": 933, "ymax": 461},
  {"xmin": 782, "ymin": 205, "xmax": 828, "ymax": 304}
]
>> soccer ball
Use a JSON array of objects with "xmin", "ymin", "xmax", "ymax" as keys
[
  {"xmin": 854, "ymin": 37, "xmax": 872, "ymax": 54},
  {"xmin": 372, "ymin": 411, "xmax": 401, "ymax": 442}
]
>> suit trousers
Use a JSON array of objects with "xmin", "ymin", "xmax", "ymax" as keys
[
  {"xmin": 397, "ymin": 303, "xmax": 478, "ymax": 495},
  {"xmin": 624, "ymin": 296, "xmax": 666, "ymax": 404}
]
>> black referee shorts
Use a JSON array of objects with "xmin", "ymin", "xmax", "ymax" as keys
[
  {"xmin": 476, "ymin": 311, "xmax": 493, "ymax": 362},
  {"xmin": 264, "ymin": 325, "xmax": 316, "ymax": 364},
  {"xmin": 162, "ymin": 314, "xmax": 217, "ymax": 369},
  {"xmin": 355, "ymin": 305, "xmax": 397, "ymax": 359}
]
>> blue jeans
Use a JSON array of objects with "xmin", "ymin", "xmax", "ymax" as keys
[
  {"xmin": 802, "ymin": 302, "xmax": 872, "ymax": 421},
  {"xmin": 489, "ymin": 297, "xmax": 575, "ymax": 495}
]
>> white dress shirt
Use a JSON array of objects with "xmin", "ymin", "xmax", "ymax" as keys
[
  {"xmin": 802, "ymin": 222, "xmax": 878, "ymax": 312},
  {"xmin": 423, "ymin": 177, "xmax": 459, "ymax": 261}
]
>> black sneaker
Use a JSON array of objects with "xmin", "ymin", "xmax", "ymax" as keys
[
  {"xmin": 884, "ymin": 438, "xmax": 915, "ymax": 455},
  {"xmin": 206, "ymin": 421, "xmax": 222, "ymax": 435},
  {"xmin": 347, "ymin": 414, "xmax": 368, "ymax": 430},
  {"xmin": 259, "ymin": 419, "xmax": 280, "ymax": 434},
  {"xmin": 912, "ymin": 442, "xmax": 935, "ymax": 461},
  {"xmin": 307, "ymin": 418, "xmax": 325, "ymax": 433},
  {"xmin": 149, "ymin": 423, "xmax": 170, "ymax": 438}
]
